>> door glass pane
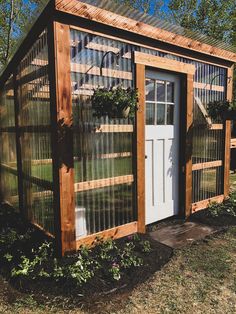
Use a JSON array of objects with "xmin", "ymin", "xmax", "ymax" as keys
[
  {"xmin": 146, "ymin": 102, "xmax": 155, "ymax": 125},
  {"xmin": 167, "ymin": 104, "xmax": 174, "ymax": 125},
  {"xmin": 167, "ymin": 81, "xmax": 174, "ymax": 103},
  {"xmin": 156, "ymin": 80, "xmax": 165, "ymax": 102},
  {"xmin": 157, "ymin": 103, "xmax": 165, "ymax": 125},
  {"xmin": 145, "ymin": 79, "xmax": 155, "ymax": 101}
]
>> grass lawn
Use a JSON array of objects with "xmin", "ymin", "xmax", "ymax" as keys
[{"xmin": 230, "ymin": 172, "xmax": 236, "ymax": 192}]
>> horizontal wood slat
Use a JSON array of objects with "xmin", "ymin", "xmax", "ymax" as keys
[
  {"xmin": 209, "ymin": 124, "xmax": 223, "ymax": 130},
  {"xmin": 192, "ymin": 195, "xmax": 224, "ymax": 212},
  {"xmin": 192, "ymin": 160, "xmax": 222, "ymax": 171},
  {"xmin": 193, "ymin": 82, "xmax": 224, "ymax": 92},
  {"xmin": 94, "ymin": 124, "xmax": 133, "ymax": 133},
  {"xmin": 231, "ymin": 138, "xmax": 236, "ymax": 149},
  {"xmin": 29, "ymin": 152, "xmax": 132, "ymax": 165},
  {"xmin": 76, "ymin": 221, "xmax": 138, "ymax": 248},
  {"xmin": 71, "ymin": 63, "xmax": 132, "ymax": 80},
  {"xmin": 74, "ymin": 175, "xmax": 134, "ymax": 192}
]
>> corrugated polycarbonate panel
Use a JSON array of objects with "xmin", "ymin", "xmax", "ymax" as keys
[
  {"xmin": 0, "ymin": 77, "xmax": 19, "ymax": 208},
  {"xmin": 71, "ymin": 28, "xmax": 227, "ymax": 225},
  {"xmin": 16, "ymin": 30, "xmax": 54, "ymax": 234},
  {"xmin": 71, "ymin": 29, "xmax": 136, "ymax": 238}
]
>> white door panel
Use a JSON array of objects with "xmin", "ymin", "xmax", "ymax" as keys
[{"xmin": 145, "ymin": 70, "xmax": 180, "ymax": 224}]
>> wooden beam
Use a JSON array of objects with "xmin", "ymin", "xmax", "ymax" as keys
[
  {"xmin": 192, "ymin": 160, "xmax": 222, "ymax": 171},
  {"xmin": 74, "ymin": 175, "xmax": 134, "ymax": 193},
  {"xmin": 135, "ymin": 63, "xmax": 146, "ymax": 233},
  {"xmin": 192, "ymin": 195, "xmax": 224, "ymax": 212},
  {"xmin": 134, "ymin": 52, "xmax": 195, "ymax": 75},
  {"xmin": 224, "ymin": 65, "xmax": 234, "ymax": 197},
  {"xmin": 48, "ymin": 21, "xmax": 76, "ymax": 256},
  {"xmin": 55, "ymin": 1, "xmax": 236, "ymax": 62},
  {"xmin": 76, "ymin": 221, "xmax": 137, "ymax": 249}
]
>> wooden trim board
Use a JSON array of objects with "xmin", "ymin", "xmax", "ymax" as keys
[
  {"xmin": 135, "ymin": 63, "xmax": 146, "ymax": 233},
  {"xmin": 134, "ymin": 52, "xmax": 195, "ymax": 75},
  {"xmin": 192, "ymin": 160, "xmax": 222, "ymax": 171},
  {"xmin": 74, "ymin": 175, "xmax": 134, "ymax": 192},
  {"xmin": 76, "ymin": 222, "xmax": 137, "ymax": 249},
  {"xmin": 192, "ymin": 195, "xmax": 225, "ymax": 212}
]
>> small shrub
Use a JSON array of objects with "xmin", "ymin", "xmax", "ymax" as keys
[{"xmin": 208, "ymin": 193, "xmax": 236, "ymax": 218}]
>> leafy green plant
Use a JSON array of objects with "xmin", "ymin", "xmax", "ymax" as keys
[
  {"xmin": 208, "ymin": 193, "xmax": 236, "ymax": 218},
  {"xmin": 109, "ymin": 263, "xmax": 121, "ymax": 281},
  {"xmin": 0, "ymin": 207, "xmax": 152, "ymax": 286},
  {"xmin": 207, "ymin": 100, "xmax": 236, "ymax": 120},
  {"xmin": 91, "ymin": 86, "xmax": 138, "ymax": 119}
]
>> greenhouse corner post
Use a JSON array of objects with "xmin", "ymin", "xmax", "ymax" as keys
[
  {"xmin": 224, "ymin": 64, "xmax": 234, "ymax": 197},
  {"xmin": 13, "ymin": 71, "xmax": 24, "ymax": 217},
  {"xmin": 48, "ymin": 20, "xmax": 76, "ymax": 256}
]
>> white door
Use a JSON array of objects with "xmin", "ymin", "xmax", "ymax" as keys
[{"xmin": 145, "ymin": 70, "xmax": 180, "ymax": 224}]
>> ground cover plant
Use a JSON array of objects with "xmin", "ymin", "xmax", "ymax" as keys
[{"xmin": 0, "ymin": 204, "xmax": 172, "ymax": 312}]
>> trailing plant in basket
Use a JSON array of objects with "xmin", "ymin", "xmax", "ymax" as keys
[
  {"xmin": 91, "ymin": 86, "xmax": 138, "ymax": 119},
  {"xmin": 207, "ymin": 100, "xmax": 236, "ymax": 120}
]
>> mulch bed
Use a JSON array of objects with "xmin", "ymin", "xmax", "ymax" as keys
[
  {"xmin": 0, "ymin": 204, "xmax": 173, "ymax": 313},
  {"xmin": 190, "ymin": 209, "xmax": 236, "ymax": 227}
]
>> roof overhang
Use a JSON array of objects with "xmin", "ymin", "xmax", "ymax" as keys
[{"xmin": 55, "ymin": 0, "xmax": 236, "ymax": 63}]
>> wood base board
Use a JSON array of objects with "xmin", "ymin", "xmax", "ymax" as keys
[
  {"xmin": 76, "ymin": 221, "xmax": 137, "ymax": 249},
  {"xmin": 192, "ymin": 195, "xmax": 225, "ymax": 213}
]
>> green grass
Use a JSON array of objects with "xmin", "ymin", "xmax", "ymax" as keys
[{"xmin": 230, "ymin": 172, "xmax": 236, "ymax": 192}]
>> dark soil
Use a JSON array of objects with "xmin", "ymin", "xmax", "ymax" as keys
[
  {"xmin": 0, "ymin": 204, "xmax": 173, "ymax": 313},
  {"xmin": 190, "ymin": 208, "xmax": 236, "ymax": 227}
]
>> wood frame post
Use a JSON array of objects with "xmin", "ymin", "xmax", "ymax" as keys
[
  {"xmin": 224, "ymin": 65, "xmax": 234, "ymax": 197},
  {"xmin": 135, "ymin": 63, "xmax": 146, "ymax": 233},
  {"xmin": 48, "ymin": 21, "xmax": 76, "ymax": 256},
  {"xmin": 13, "ymin": 72, "xmax": 24, "ymax": 217},
  {"xmin": 185, "ymin": 73, "xmax": 194, "ymax": 217}
]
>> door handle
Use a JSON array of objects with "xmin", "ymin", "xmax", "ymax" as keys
[{"xmin": 145, "ymin": 155, "xmax": 148, "ymax": 159}]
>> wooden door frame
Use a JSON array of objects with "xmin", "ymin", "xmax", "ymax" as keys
[{"xmin": 134, "ymin": 52, "xmax": 195, "ymax": 233}]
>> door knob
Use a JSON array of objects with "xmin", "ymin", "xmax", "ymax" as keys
[{"xmin": 145, "ymin": 155, "xmax": 148, "ymax": 159}]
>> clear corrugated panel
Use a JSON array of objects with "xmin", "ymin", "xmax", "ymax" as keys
[
  {"xmin": 71, "ymin": 29, "xmax": 136, "ymax": 238},
  {"xmin": 16, "ymin": 30, "xmax": 54, "ymax": 234},
  {"xmin": 139, "ymin": 48, "xmax": 226, "ymax": 202},
  {"xmin": 71, "ymin": 28, "xmax": 227, "ymax": 232},
  {"xmin": 0, "ymin": 76, "xmax": 19, "ymax": 208}
]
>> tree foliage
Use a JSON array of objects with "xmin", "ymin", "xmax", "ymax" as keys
[
  {"xmin": 0, "ymin": 0, "xmax": 42, "ymax": 69},
  {"xmin": 168, "ymin": 0, "xmax": 235, "ymax": 44}
]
